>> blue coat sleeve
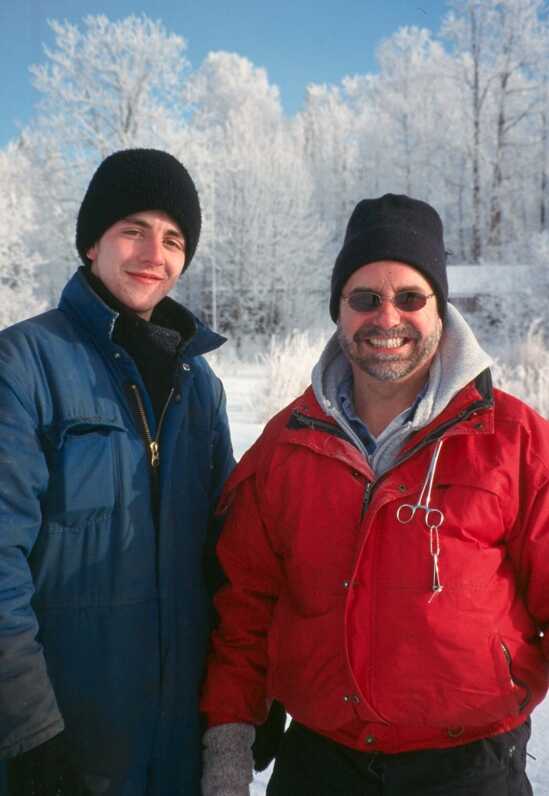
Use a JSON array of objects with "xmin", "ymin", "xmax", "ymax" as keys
[
  {"xmin": 204, "ymin": 374, "xmax": 235, "ymax": 600},
  {"xmin": 210, "ymin": 377, "xmax": 235, "ymax": 505},
  {"xmin": 0, "ymin": 374, "xmax": 64, "ymax": 758}
]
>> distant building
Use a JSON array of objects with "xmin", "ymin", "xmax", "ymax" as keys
[{"xmin": 448, "ymin": 264, "xmax": 541, "ymax": 313}]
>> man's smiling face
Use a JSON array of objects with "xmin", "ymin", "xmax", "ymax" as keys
[
  {"xmin": 337, "ymin": 260, "xmax": 442, "ymax": 385},
  {"xmin": 86, "ymin": 210, "xmax": 186, "ymax": 320}
]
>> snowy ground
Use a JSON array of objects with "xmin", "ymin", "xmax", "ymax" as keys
[{"xmin": 222, "ymin": 363, "xmax": 549, "ymax": 794}]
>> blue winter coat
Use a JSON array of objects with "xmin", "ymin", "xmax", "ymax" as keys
[{"xmin": 0, "ymin": 271, "xmax": 234, "ymax": 795}]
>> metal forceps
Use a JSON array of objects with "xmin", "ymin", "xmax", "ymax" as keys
[{"xmin": 396, "ymin": 439, "xmax": 445, "ymax": 602}]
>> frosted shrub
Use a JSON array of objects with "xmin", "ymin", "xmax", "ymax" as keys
[
  {"xmin": 254, "ymin": 330, "xmax": 330, "ymax": 422},
  {"xmin": 492, "ymin": 324, "xmax": 549, "ymax": 419},
  {"xmin": 203, "ymin": 344, "xmax": 239, "ymax": 381}
]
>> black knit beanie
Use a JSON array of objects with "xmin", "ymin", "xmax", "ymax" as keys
[
  {"xmin": 330, "ymin": 194, "xmax": 447, "ymax": 321},
  {"xmin": 76, "ymin": 148, "xmax": 201, "ymax": 268}
]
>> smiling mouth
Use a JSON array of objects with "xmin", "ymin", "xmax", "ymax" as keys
[
  {"xmin": 356, "ymin": 335, "xmax": 415, "ymax": 350},
  {"xmin": 127, "ymin": 272, "xmax": 163, "ymax": 283},
  {"xmin": 367, "ymin": 336, "xmax": 407, "ymax": 348}
]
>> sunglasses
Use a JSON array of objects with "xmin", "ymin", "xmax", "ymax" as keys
[{"xmin": 341, "ymin": 290, "xmax": 436, "ymax": 313}]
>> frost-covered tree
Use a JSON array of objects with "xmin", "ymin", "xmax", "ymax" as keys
[
  {"xmin": 370, "ymin": 27, "xmax": 449, "ymax": 197},
  {"xmin": 3, "ymin": 4, "xmax": 549, "ymax": 343},
  {"xmin": 532, "ymin": 30, "xmax": 549, "ymax": 237},
  {"xmin": 183, "ymin": 52, "xmax": 328, "ymax": 345},
  {"xmin": 0, "ymin": 142, "xmax": 44, "ymax": 327},
  {"xmin": 297, "ymin": 83, "xmax": 360, "ymax": 251},
  {"xmin": 442, "ymin": 0, "xmax": 546, "ymax": 260},
  {"xmin": 25, "ymin": 14, "xmax": 192, "ymax": 301},
  {"xmin": 31, "ymin": 15, "xmax": 189, "ymax": 157},
  {"xmin": 340, "ymin": 27, "xmax": 459, "ymax": 244}
]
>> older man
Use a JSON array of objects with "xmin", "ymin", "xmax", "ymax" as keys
[
  {"xmin": 200, "ymin": 195, "xmax": 549, "ymax": 795},
  {"xmin": 0, "ymin": 149, "xmax": 233, "ymax": 795}
]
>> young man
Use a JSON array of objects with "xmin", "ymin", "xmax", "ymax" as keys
[
  {"xmin": 200, "ymin": 195, "xmax": 549, "ymax": 795},
  {"xmin": 0, "ymin": 149, "xmax": 234, "ymax": 795}
]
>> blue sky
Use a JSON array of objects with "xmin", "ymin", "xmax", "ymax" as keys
[{"xmin": 0, "ymin": 0, "xmax": 448, "ymax": 148}]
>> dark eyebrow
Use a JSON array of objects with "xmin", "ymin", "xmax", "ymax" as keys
[{"xmin": 121, "ymin": 216, "xmax": 185, "ymax": 240}]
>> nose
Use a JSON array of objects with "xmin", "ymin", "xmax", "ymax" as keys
[
  {"xmin": 140, "ymin": 233, "xmax": 164, "ymax": 266},
  {"xmin": 371, "ymin": 297, "xmax": 402, "ymax": 328}
]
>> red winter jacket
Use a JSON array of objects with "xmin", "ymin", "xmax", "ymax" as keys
[{"xmin": 201, "ymin": 373, "xmax": 549, "ymax": 753}]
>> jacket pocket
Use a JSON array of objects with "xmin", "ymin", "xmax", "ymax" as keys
[
  {"xmin": 41, "ymin": 415, "xmax": 125, "ymax": 527},
  {"xmin": 497, "ymin": 638, "xmax": 532, "ymax": 713}
]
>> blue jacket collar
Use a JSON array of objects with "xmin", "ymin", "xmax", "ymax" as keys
[{"xmin": 58, "ymin": 269, "xmax": 226, "ymax": 358}]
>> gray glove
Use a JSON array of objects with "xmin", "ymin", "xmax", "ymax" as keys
[{"xmin": 201, "ymin": 723, "xmax": 255, "ymax": 796}]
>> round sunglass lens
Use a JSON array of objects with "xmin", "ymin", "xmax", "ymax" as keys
[
  {"xmin": 395, "ymin": 292, "xmax": 426, "ymax": 311},
  {"xmin": 349, "ymin": 292, "xmax": 379, "ymax": 312}
]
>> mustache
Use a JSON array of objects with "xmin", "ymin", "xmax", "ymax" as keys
[{"xmin": 353, "ymin": 324, "xmax": 420, "ymax": 343}]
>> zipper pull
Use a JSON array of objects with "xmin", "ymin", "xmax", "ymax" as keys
[
  {"xmin": 360, "ymin": 481, "xmax": 374, "ymax": 521},
  {"xmin": 149, "ymin": 441, "xmax": 160, "ymax": 468}
]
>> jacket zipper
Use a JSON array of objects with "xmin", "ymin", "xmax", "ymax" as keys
[
  {"xmin": 361, "ymin": 481, "xmax": 375, "ymax": 520},
  {"xmin": 129, "ymin": 384, "xmax": 175, "ymax": 469},
  {"xmin": 500, "ymin": 641, "xmax": 532, "ymax": 712}
]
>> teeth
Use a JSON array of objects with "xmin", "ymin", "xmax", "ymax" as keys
[{"xmin": 367, "ymin": 337, "xmax": 406, "ymax": 348}]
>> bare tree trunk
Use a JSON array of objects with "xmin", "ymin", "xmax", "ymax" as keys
[
  {"xmin": 488, "ymin": 83, "xmax": 507, "ymax": 251},
  {"xmin": 541, "ymin": 76, "xmax": 548, "ymax": 231},
  {"xmin": 458, "ymin": 162, "xmax": 466, "ymax": 259},
  {"xmin": 403, "ymin": 112, "xmax": 412, "ymax": 195},
  {"xmin": 471, "ymin": 5, "xmax": 482, "ymax": 263}
]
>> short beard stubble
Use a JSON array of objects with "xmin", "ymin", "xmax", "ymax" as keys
[{"xmin": 337, "ymin": 320, "xmax": 443, "ymax": 382}]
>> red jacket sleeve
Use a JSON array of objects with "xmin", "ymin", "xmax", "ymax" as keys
[
  {"xmin": 507, "ymin": 476, "xmax": 549, "ymax": 660},
  {"xmin": 200, "ymin": 472, "xmax": 282, "ymax": 727}
]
